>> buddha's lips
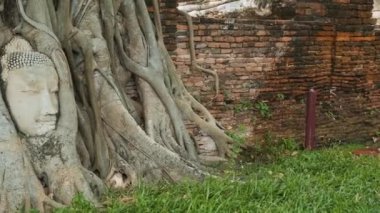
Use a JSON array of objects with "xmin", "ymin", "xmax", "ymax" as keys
[
  {"xmin": 36, "ymin": 117, "xmax": 57, "ymax": 123},
  {"xmin": 39, "ymin": 121, "xmax": 56, "ymax": 125}
]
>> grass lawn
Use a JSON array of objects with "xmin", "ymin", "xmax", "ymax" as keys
[{"xmin": 56, "ymin": 144, "xmax": 380, "ymax": 213}]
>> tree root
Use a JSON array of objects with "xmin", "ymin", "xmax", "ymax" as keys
[
  {"xmin": 160, "ymin": 43, "xmax": 233, "ymax": 158},
  {"xmin": 115, "ymin": 2, "xmax": 198, "ymax": 159},
  {"xmin": 0, "ymin": 0, "xmax": 235, "ymax": 210},
  {"xmin": 0, "ymin": 139, "xmax": 66, "ymax": 212},
  {"xmin": 101, "ymin": 97, "xmax": 206, "ymax": 181},
  {"xmin": 178, "ymin": 10, "xmax": 220, "ymax": 95},
  {"xmin": 47, "ymin": 166, "xmax": 103, "ymax": 205},
  {"xmin": 72, "ymin": 30, "xmax": 111, "ymax": 178},
  {"xmin": 177, "ymin": 0, "xmax": 237, "ymax": 13},
  {"xmin": 138, "ymin": 79, "xmax": 190, "ymax": 159}
]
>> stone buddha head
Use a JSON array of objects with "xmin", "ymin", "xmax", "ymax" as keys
[{"xmin": 1, "ymin": 37, "xmax": 59, "ymax": 136}]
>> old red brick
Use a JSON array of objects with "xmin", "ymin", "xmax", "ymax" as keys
[{"xmin": 220, "ymin": 43, "xmax": 231, "ymax": 48}]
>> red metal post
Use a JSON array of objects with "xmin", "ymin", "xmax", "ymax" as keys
[{"xmin": 305, "ymin": 88, "xmax": 317, "ymax": 150}]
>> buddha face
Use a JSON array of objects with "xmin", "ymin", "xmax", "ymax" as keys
[{"xmin": 5, "ymin": 64, "xmax": 59, "ymax": 136}]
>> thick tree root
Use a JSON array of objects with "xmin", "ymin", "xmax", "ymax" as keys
[
  {"xmin": 102, "ymin": 99, "xmax": 206, "ymax": 180},
  {"xmin": 116, "ymin": 1, "xmax": 198, "ymax": 160},
  {"xmin": 178, "ymin": 10, "xmax": 220, "ymax": 95},
  {"xmin": 0, "ymin": 139, "xmax": 65, "ymax": 212},
  {"xmin": 47, "ymin": 166, "xmax": 102, "ymax": 205},
  {"xmin": 160, "ymin": 44, "xmax": 233, "ymax": 158},
  {"xmin": 0, "ymin": 0, "xmax": 233, "ymax": 210}
]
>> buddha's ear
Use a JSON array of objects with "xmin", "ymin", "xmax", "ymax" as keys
[
  {"xmin": 50, "ymin": 49, "xmax": 76, "ymax": 131},
  {"xmin": 0, "ymin": 55, "xmax": 7, "ymax": 82}
]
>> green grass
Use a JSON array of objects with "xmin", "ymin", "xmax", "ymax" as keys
[{"xmin": 57, "ymin": 144, "xmax": 380, "ymax": 213}]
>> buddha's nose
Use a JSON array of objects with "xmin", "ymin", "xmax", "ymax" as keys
[{"xmin": 41, "ymin": 90, "xmax": 58, "ymax": 116}]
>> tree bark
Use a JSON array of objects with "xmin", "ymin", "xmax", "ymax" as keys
[{"xmin": 0, "ymin": 0, "xmax": 232, "ymax": 211}]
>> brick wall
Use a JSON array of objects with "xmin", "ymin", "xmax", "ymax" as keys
[{"xmin": 162, "ymin": 0, "xmax": 380, "ymax": 145}]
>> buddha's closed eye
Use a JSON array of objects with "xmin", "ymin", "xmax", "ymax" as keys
[
  {"xmin": 20, "ymin": 89, "xmax": 40, "ymax": 94},
  {"xmin": 20, "ymin": 90, "xmax": 39, "ymax": 94}
]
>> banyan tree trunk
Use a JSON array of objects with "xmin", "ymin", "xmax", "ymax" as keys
[{"xmin": 0, "ymin": 0, "xmax": 233, "ymax": 211}]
